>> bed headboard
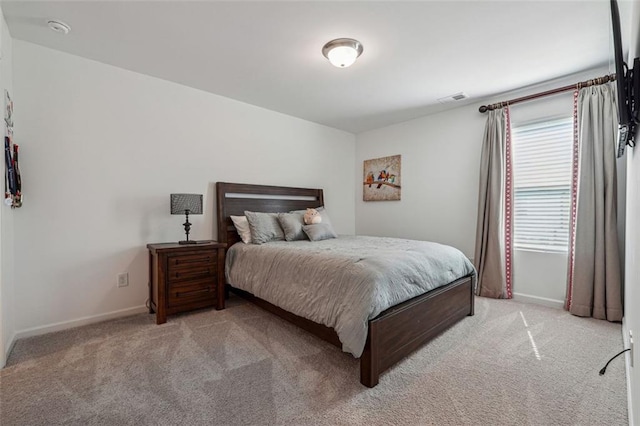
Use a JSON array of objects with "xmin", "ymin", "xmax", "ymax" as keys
[{"xmin": 216, "ymin": 182, "xmax": 324, "ymax": 247}]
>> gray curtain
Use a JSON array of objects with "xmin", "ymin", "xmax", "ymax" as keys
[
  {"xmin": 474, "ymin": 108, "xmax": 512, "ymax": 298},
  {"xmin": 566, "ymin": 83, "xmax": 622, "ymax": 321}
]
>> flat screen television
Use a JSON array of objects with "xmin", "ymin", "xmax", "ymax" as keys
[{"xmin": 611, "ymin": 0, "xmax": 639, "ymax": 157}]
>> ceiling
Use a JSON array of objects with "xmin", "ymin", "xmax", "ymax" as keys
[{"xmin": 2, "ymin": 1, "xmax": 622, "ymax": 134}]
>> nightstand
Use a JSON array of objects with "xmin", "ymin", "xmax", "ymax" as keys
[{"xmin": 147, "ymin": 241, "xmax": 226, "ymax": 324}]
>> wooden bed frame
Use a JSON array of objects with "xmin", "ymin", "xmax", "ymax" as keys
[{"xmin": 216, "ymin": 182, "xmax": 475, "ymax": 387}]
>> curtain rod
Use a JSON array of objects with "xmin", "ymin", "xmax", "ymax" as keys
[{"xmin": 478, "ymin": 74, "xmax": 616, "ymax": 113}]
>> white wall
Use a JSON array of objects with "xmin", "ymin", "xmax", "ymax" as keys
[
  {"xmin": 355, "ymin": 103, "xmax": 482, "ymax": 256},
  {"xmin": 11, "ymin": 40, "xmax": 355, "ymax": 335},
  {"xmin": 0, "ymin": 7, "xmax": 15, "ymax": 368},
  {"xmin": 512, "ymin": 251, "xmax": 567, "ymax": 304},
  {"xmin": 624, "ymin": 0, "xmax": 640, "ymax": 424},
  {"xmin": 355, "ymin": 67, "xmax": 614, "ymax": 305}
]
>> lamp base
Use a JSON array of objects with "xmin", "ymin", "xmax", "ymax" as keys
[{"xmin": 178, "ymin": 240, "xmax": 198, "ymax": 245}]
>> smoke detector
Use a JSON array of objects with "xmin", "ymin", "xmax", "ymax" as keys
[
  {"xmin": 48, "ymin": 20, "xmax": 71, "ymax": 35},
  {"xmin": 437, "ymin": 92, "xmax": 469, "ymax": 104}
]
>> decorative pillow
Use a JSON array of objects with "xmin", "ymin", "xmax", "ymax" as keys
[
  {"xmin": 244, "ymin": 211, "xmax": 285, "ymax": 244},
  {"xmin": 278, "ymin": 212, "xmax": 308, "ymax": 241},
  {"xmin": 303, "ymin": 208, "xmax": 322, "ymax": 225},
  {"xmin": 292, "ymin": 206, "xmax": 333, "ymax": 226},
  {"xmin": 230, "ymin": 215, "xmax": 252, "ymax": 244},
  {"xmin": 303, "ymin": 223, "xmax": 338, "ymax": 242}
]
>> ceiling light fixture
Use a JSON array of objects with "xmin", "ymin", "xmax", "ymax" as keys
[
  {"xmin": 47, "ymin": 20, "xmax": 71, "ymax": 35},
  {"xmin": 322, "ymin": 38, "xmax": 363, "ymax": 68}
]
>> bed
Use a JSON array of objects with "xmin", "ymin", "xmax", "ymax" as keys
[{"xmin": 216, "ymin": 182, "xmax": 476, "ymax": 387}]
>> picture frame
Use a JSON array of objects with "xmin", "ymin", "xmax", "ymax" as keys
[{"xmin": 363, "ymin": 154, "xmax": 401, "ymax": 201}]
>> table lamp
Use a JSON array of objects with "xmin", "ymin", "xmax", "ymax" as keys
[{"xmin": 170, "ymin": 193, "xmax": 203, "ymax": 244}]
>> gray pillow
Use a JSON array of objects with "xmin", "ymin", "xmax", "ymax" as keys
[
  {"xmin": 244, "ymin": 211, "xmax": 285, "ymax": 244},
  {"xmin": 317, "ymin": 207, "xmax": 332, "ymax": 226},
  {"xmin": 302, "ymin": 223, "xmax": 338, "ymax": 242},
  {"xmin": 277, "ymin": 212, "xmax": 308, "ymax": 241}
]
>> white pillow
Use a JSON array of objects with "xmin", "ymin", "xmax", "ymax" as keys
[{"xmin": 230, "ymin": 215, "xmax": 252, "ymax": 244}]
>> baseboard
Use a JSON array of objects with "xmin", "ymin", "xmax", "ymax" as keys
[
  {"xmin": 623, "ymin": 316, "xmax": 634, "ymax": 426},
  {"xmin": 512, "ymin": 292, "xmax": 564, "ymax": 309},
  {"xmin": 14, "ymin": 305, "xmax": 148, "ymax": 341},
  {"xmin": 1, "ymin": 331, "xmax": 17, "ymax": 368}
]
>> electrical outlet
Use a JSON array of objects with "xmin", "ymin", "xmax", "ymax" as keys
[
  {"xmin": 117, "ymin": 273, "xmax": 129, "ymax": 288},
  {"xmin": 630, "ymin": 330, "xmax": 634, "ymax": 368}
]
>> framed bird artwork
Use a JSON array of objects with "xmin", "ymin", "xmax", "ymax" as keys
[{"xmin": 363, "ymin": 154, "xmax": 401, "ymax": 201}]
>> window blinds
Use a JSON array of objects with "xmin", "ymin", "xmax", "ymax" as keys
[{"xmin": 512, "ymin": 117, "xmax": 573, "ymax": 252}]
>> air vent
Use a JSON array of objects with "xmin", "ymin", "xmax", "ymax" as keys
[{"xmin": 437, "ymin": 92, "xmax": 469, "ymax": 104}]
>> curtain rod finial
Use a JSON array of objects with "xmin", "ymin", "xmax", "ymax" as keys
[{"xmin": 479, "ymin": 105, "xmax": 488, "ymax": 113}]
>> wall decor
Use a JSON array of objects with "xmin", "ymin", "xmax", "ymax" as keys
[
  {"xmin": 4, "ymin": 90, "xmax": 21, "ymax": 208},
  {"xmin": 363, "ymin": 154, "xmax": 401, "ymax": 201}
]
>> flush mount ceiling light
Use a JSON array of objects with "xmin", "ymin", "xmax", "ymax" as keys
[
  {"xmin": 322, "ymin": 38, "xmax": 363, "ymax": 68},
  {"xmin": 47, "ymin": 20, "xmax": 71, "ymax": 35}
]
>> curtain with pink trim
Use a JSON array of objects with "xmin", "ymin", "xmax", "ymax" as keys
[
  {"xmin": 566, "ymin": 83, "xmax": 622, "ymax": 321},
  {"xmin": 474, "ymin": 107, "xmax": 513, "ymax": 299}
]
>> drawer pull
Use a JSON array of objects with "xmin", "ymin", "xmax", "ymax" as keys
[
  {"xmin": 175, "ymin": 287, "xmax": 211, "ymax": 298},
  {"xmin": 174, "ymin": 268, "xmax": 210, "ymax": 279},
  {"xmin": 174, "ymin": 256, "xmax": 211, "ymax": 265}
]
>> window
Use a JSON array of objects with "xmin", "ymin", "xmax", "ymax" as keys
[{"xmin": 512, "ymin": 117, "xmax": 573, "ymax": 252}]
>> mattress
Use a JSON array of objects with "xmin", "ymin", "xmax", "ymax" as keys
[{"xmin": 225, "ymin": 235, "xmax": 476, "ymax": 357}]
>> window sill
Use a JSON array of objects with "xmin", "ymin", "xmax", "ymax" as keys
[{"xmin": 515, "ymin": 247, "xmax": 568, "ymax": 255}]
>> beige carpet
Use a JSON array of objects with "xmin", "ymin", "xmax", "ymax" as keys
[{"xmin": 0, "ymin": 295, "xmax": 627, "ymax": 425}]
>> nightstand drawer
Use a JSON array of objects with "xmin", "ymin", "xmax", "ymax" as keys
[
  {"xmin": 168, "ymin": 279, "xmax": 216, "ymax": 307},
  {"xmin": 167, "ymin": 253, "xmax": 216, "ymax": 282}
]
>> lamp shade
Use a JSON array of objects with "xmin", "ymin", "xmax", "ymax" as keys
[
  {"xmin": 322, "ymin": 38, "xmax": 363, "ymax": 68},
  {"xmin": 170, "ymin": 194, "xmax": 203, "ymax": 215}
]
